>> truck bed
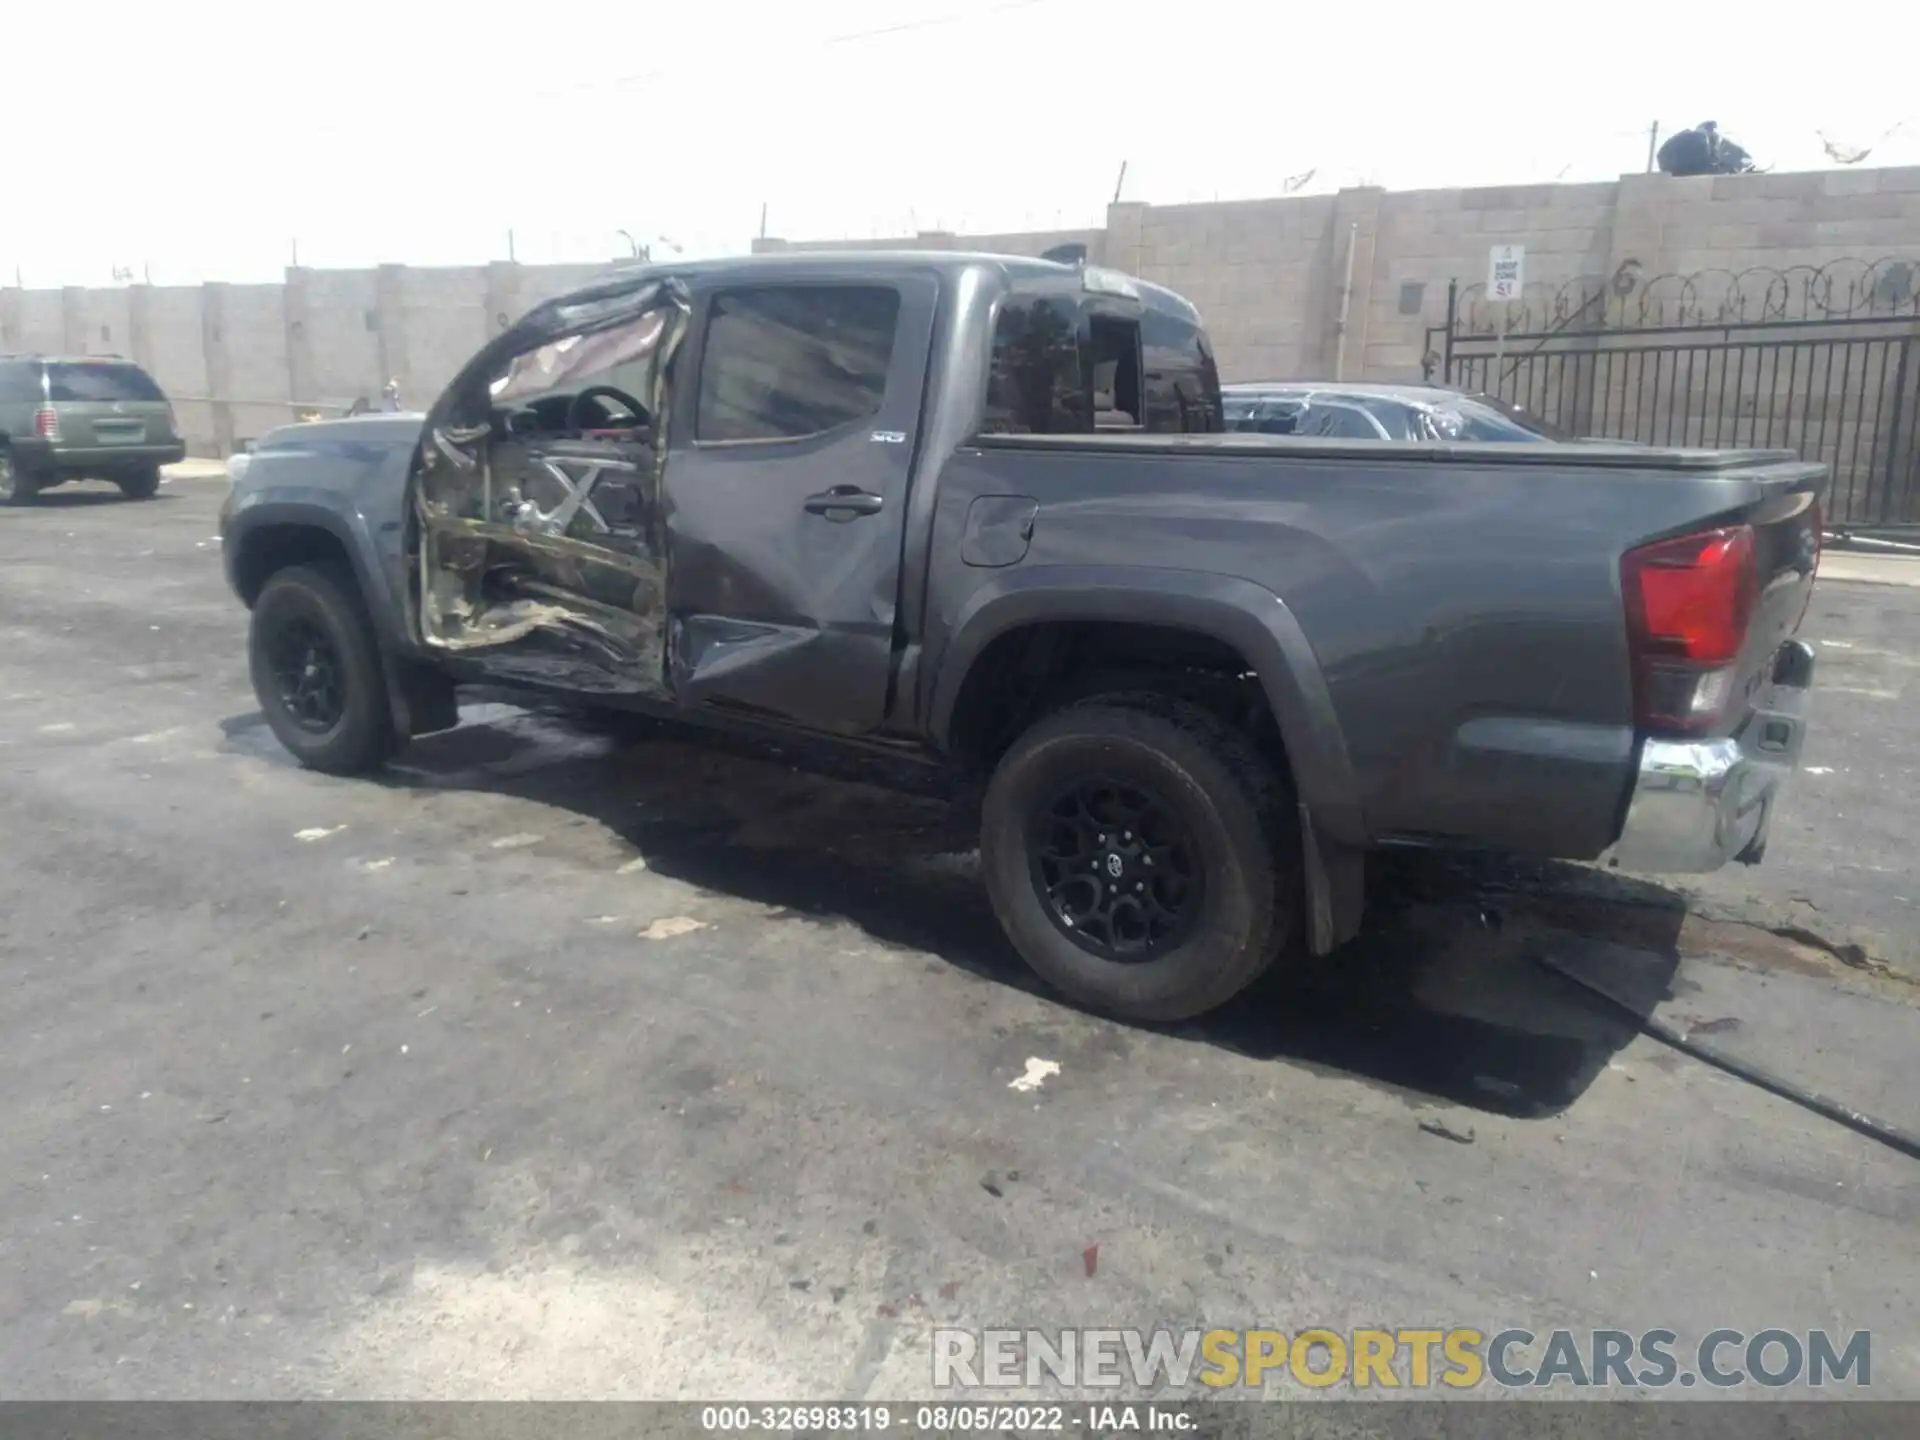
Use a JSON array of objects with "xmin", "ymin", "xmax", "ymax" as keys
[{"xmin": 927, "ymin": 434, "xmax": 1823, "ymax": 860}]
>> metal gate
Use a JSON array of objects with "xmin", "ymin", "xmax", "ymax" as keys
[{"xmin": 1425, "ymin": 258, "xmax": 1920, "ymax": 530}]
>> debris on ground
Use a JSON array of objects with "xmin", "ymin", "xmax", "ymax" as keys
[
  {"xmin": 640, "ymin": 916, "xmax": 707, "ymax": 940},
  {"xmin": 1418, "ymin": 1119, "xmax": 1477, "ymax": 1145},
  {"xmin": 1009, "ymin": 1057, "xmax": 1061, "ymax": 1093}
]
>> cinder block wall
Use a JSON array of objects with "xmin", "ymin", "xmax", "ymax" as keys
[
  {"xmin": 765, "ymin": 166, "xmax": 1920, "ymax": 387},
  {"xmin": 4, "ymin": 166, "xmax": 1918, "ymax": 456}
]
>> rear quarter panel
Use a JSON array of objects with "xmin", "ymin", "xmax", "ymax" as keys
[{"xmin": 924, "ymin": 437, "xmax": 1820, "ymax": 859}]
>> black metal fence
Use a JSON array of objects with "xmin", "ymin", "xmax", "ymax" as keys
[{"xmin": 1425, "ymin": 258, "xmax": 1920, "ymax": 530}]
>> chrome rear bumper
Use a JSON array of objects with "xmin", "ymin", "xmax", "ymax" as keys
[{"xmin": 1602, "ymin": 640, "xmax": 1814, "ymax": 874}]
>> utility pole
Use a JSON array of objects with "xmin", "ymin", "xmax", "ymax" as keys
[
  {"xmin": 1646, "ymin": 121, "xmax": 1661, "ymax": 173},
  {"xmin": 507, "ymin": 229, "xmax": 517, "ymax": 262},
  {"xmin": 759, "ymin": 202, "xmax": 768, "ymax": 239},
  {"xmin": 1112, "ymin": 160, "xmax": 1128, "ymax": 205}
]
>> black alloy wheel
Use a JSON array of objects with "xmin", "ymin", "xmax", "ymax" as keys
[
  {"xmin": 980, "ymin": 695, "xmax": 1301, "ymax": 1023},
  {"xmin": 267, "ymin": 616, "xmax": 347, "ymax": 734},
  {"xmin": 1030, "ymin": 777, "xmax": 1204, "ymax": 962}
]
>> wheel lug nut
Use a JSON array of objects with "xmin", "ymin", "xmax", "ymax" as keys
[{"xmin": 1135, "ymin": 883, "xmax": 1143, "ymax": 892}]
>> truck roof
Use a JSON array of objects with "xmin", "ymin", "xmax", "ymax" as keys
[{"xmin": 594, "ymin": 250, "xmax": 1202, "ymax": 322}]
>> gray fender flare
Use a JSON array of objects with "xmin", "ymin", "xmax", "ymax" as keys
[{"xmin": 225, "ymin": 498, "xmax": 402, "ymax": 648}]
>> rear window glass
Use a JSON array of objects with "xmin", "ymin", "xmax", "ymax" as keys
[
  {"xmin": 1141, "ymin": 309, "xmax": 1222, "ymax": 433},
  {"xmin": 46, "ymin": 363, "xmax": 166, "ymax": 404}
]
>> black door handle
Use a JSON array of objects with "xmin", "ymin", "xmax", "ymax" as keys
[{"xmin": 803, "ymin": 487, "xmax": 884, "ymax": 520}]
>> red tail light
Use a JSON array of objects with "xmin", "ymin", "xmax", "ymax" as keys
[
  {"xmin": 1622, "ymin": 524, "xmax": 1757, "ymax": 735},
  {"xmin": 34, "ymin": 405, "xmax": 59, "ymax": 440}
]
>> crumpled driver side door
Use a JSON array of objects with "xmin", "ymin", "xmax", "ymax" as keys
[{"xmin": 407, "ymin": 273, "xmax": 690, "ymax": 697}]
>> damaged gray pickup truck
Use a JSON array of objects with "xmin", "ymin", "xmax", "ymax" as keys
[{"xmin": 221, "ymin": 252, "xmax": 1824, "ymax": 1021}]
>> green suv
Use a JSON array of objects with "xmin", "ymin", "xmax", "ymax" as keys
[{"xmin": 0, "ymin": 355, "xmax": 187, "ymax": 505}]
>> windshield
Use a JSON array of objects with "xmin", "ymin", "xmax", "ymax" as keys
[{"xmin": 489, "ymin": 309, "xmax": 668, "ymax": 407}]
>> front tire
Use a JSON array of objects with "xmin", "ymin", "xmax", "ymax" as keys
[
  {"xmin": 248, "ymin": 563, "xmax": 401, "ymax": 774},
  {"xmin": 980, "ymin": 696, "xmax": 1300, "ymax": 1022},
  {"xmin": 117, "ymin": 466, "xmax": 161, "ymax": 500}
]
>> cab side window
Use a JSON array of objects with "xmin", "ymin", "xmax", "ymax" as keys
[{"xmin": 695, "ymin": 285, "xmax": 901, "ymax": 443}]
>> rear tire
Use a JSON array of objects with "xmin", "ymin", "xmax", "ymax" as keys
[
  {"xmin": 117, "ymin": 466, "xmax": 161, "ymax": 500},
  {"xmin": 248, "ymin": 563, "xmax": 402, "ymax": 775},
  {"xmin": 0, "ymin": 448, "xmax": 36, "ymax": 506},
  {"xmin": 980, "ymin": 695, "xmax": 1300, "ymax": 1022}
]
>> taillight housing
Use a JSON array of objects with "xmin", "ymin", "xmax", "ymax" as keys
[
  {"xmin": 33, "ymin": 404, "xmax": 59, "ymax": 440},
  {"xmin": 1621, "ymin": 524, "xmax": 1757, "ymax": 736}
]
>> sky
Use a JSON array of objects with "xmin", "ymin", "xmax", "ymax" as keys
[{"xmin": 8, "ymin": 0, "xmax": 1917, "ymax": 287}]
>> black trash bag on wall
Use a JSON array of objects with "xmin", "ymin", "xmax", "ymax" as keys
[{"xmin": 1657, "ymin": 121, "xmax": 1757, "ymax": 177}]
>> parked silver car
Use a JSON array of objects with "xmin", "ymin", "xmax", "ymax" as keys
[{"xmin": 1222, "ymin": 382, "xmax": 1573, "ymax": 443}]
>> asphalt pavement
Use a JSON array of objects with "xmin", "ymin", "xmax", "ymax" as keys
[{"xmin": 1, "ymin": 475, "xmax": 1914, "ymax": 1400}]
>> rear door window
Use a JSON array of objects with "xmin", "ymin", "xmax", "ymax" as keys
[
  {"xmin": 982, "ymin": 296, "xmax": 1086, "ymax": 435},
  {"xmin": 46, "ymin": 363, "xmax": 166, "ymax": 404},
  {"xmin": 694, "ymin": 285, "xmax": 900, "ymax": 443}
]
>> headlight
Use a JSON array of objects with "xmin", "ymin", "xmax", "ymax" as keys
[{"xmin": 226, "ymin": 451, "xmax": 252, "ymax": 485}]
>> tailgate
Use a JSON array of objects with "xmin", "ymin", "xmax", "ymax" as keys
[
  {"xmin": 57, "ymin": 400, "xmax": 172, "ymax": 446},
  {"xmin": 1730, "ymin": 460, "xmax": 1824, "ymax": 718}
]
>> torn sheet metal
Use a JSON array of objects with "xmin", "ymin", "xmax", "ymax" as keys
[{"xmin": 410, "ymin": 276, "xmax": 690, "ymax": 697}]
